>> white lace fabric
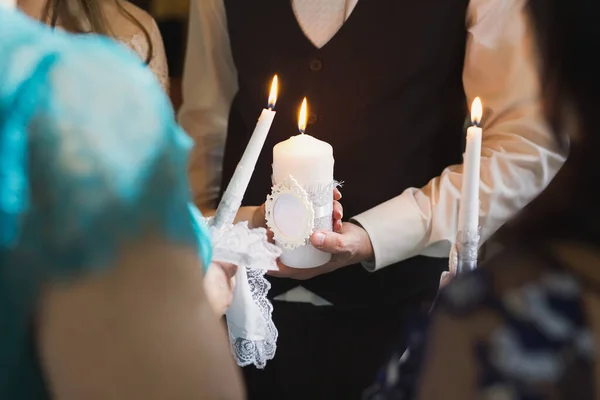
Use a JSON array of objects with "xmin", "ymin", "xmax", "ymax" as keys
[
  {"xmin": 120, "ymin": 17, "xmax": 169, "ymax": 94},
  {"xmin": 209, "ymin": 221, "xmax": 280, "ymax": 272},
  {"xmin": 440, "ymin": 229, "xmax": 481, "ymax": 288},
  {"xmin": 207, "ymin": 221, "xmax": 282, "ymax": 369}
]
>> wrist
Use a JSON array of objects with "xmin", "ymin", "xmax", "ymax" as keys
[
  {"xmin": 237, "ymin": 206, "xmax": 262, "ymax": 228},
  {"xmin": 350, "ymin": 220, "xmax": 375, "ymax": 263},
  {"xmin": 200, "ymin": 207, "xmax": 216, "ymax": 217}
]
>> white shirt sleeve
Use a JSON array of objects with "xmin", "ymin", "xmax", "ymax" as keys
[
  {"xmin": 353, "ymin": 0, "xmax": 566, "ymax": 270},
  {"xmin": 178, "ymin": 0, "xmax": 237, "ymax": 208}
]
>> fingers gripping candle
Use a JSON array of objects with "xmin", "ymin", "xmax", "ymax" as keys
[{"xmin": 266, "ymin": 98, "xmax": 336, "ymax": 268}]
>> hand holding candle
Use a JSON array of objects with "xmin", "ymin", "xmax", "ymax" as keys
[
  {"xmin": 213, "ymin": 75, "xmax": 278, "ymax": 228},
  {"xmin": 209, "ymin": 76, "xmax": 282, "ymax": 369},
  {"xmin": 267, "ymin": 98, "xmax": 336, "ymax": 269}
]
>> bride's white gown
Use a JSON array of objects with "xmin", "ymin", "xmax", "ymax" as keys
[{"xmin": 121, "ymin": 22, "xmax": 169, "ymax": 93}]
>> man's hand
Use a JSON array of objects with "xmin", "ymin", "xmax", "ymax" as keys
[
  {"xmin": 203, "ymin": 261, "xmax": 238, "ymax": 317},
  {"xmin": 268, "ymin": 221, "xmax": 374, "ymax": 280}
]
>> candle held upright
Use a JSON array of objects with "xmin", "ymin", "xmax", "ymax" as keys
[
  {"xmin": 213, "ymin": 75, "xmax": 278, "ymax": 228},
  {"xmin": 455, "ymin": 97, "xmax": 483, "ymax": 274},
  {"xmin": 267, "ymin": 98, "xmax": 336, "ymax": 268}
]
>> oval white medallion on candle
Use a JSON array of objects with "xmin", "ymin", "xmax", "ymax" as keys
[
  {"xmin": 266, "ymin": 98, "xmax": 336, "ymax": 269},
  {"xmin": 266, "ymin": 175, "xmax": 314, "ymax": 249}
]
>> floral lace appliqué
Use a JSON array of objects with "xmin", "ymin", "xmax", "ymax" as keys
[{"xmin": 208, "ymin": 220, "xmax": 282, "ymax": 369}]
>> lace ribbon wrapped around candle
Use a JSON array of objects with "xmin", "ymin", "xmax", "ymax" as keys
[
  {"xmin": 439, "ymin": 228, "xmax": 481, "ymax": 289},
  {"xmin": 205, "ymin": 218, "xmax": 282, "ymax": 369},
  {"xmin": 265, "ymin": 175, "xmax": 341, "ymax": 268}
]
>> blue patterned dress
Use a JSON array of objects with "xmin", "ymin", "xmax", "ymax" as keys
[
  {"xmin": 364, "ymin": 251, "xmax": 595, "ymax": 399},
  {"xmin": 0, "ymin": 9, "xmax": 212, "ymax": 398}
]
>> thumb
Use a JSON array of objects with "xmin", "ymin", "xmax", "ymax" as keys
[
  {"xmin": 310, "ymin": 231, "xmax": 345, "ymax": 254},
  {"xmin": 252, "ymin": 204, "xmax": 267, "ymax": 229},
  {"xmin": 214, "ymin": 261, "xmax": 238, "ymax": 279}
]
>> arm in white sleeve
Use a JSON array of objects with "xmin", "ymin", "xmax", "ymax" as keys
[
  {"xmin": 178, "ymin": 0, "xmax": 238, "ymax": 209},
  {"xmin": 353, "ymin": 0, "xmax": 566, "ymax": 270}
]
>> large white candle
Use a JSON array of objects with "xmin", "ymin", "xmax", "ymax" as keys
[
  {"xmin": 457, "ymin": 97, "xmax": 483, "ymax": 234},
  {"xmin": 213, "ymin": 75, "xmax": 278, "ymax": 228},
  {"xmin": 272, "ymin": 98, "xmax": 335, "ymax": 268}
]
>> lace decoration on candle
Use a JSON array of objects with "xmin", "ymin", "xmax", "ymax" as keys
[
  {"xmin": 212, "ymin": 164, "xmax": 249, "ymax": 228},
  {"xmin": 266, "ymin": 176, "xmax": 342, "ymax": 250},
  {"xmin": 205, "ymin": 219, "xmax": 282, "ymax": 369},
  {"xmin": 456, "ymin": 228, "xmax": 481, "ymax": 275},
  {"xmin": 309, "ymin": 180, "xmax": 342, "ymax": 236},
  {"xmin": 440, "ymin": 229, "xmax": 481, "ymax": 288},
  {"xmin": 265, "ymin": 175, "xmax": 315, "ymax": 250}
]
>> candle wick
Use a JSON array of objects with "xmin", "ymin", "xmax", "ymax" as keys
[{"xmin": 472, "ymin": 121, "xmax": 481, "ymax": 128}]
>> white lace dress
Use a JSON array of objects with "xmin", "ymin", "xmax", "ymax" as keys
[
  {"xmin": 120, "ymin": 18, "xmax": 169, "ymax": 94},
  {"xmin": 18, "ymin": 1, "xmax": 169, "ymax": 94}
]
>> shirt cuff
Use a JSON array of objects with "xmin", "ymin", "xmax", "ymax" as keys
[{"xmin": 352, "ymin": 191, "xmax": 429, "ymax": 271}]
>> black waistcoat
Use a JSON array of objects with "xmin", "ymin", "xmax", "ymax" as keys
[{"xmin": 222, "ymin": 0, "xmax": 469, "ymax": 308}]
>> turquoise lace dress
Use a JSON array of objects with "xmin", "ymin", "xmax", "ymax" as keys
[{"xmin": 0, "ymin": 9, "xmax": 212, "ymax": 398}]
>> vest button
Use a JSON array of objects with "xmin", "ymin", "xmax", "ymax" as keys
[
  {"xmin": 309, "ymin": 59, "xmax": 323, "ymax": 71},
  {"xmin": 308, "ymin": 113, "xmax": 318, "ymax": 124}
]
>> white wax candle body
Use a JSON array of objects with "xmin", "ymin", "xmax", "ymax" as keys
[
  {"xmin": 272, "ymin": 134, "xmax": 334, "ymax": 268},
  {"xmin": 273, "ymin": 134, "xmax": 334, "ymax": 185},
  {"xmin": 213, "ymin": 108, "xmax": 275, "ymax": 227},
  {"xmin": 457, "ymin": 126, "xmax": 482, "ymax": 234}
]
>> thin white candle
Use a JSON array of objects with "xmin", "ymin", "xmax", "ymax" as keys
[
  {"xmin": 271, "ymin": 98, "xmax": 335, "ymax": 268},
  {"xmin": 457, "ymin": 97, "xmax": 483, "ymax": 235},
  {"xmin": 213, "ymin": 75, "xmax": 278, "ymax": 228}
]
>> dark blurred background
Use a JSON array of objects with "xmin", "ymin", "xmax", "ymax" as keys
[{"xmin": 131, "ymin": 0, "xmax": 189, "ymax": 111}]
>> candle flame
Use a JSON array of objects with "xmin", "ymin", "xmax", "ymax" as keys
[
  {"xmin": 471, "ymin": 97, "xmax": 483, "ymax": 125},
  {"xmin": 298, "ymin": 97, "xmax": 308, "ymax": 133},
  {"xmin": 268, "ymin": 75, "xmax": 278, "ymax": 109}
]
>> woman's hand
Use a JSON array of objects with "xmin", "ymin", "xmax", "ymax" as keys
[{"xmin": 203, "ymin": 261, "xmax": 238, "ymax": 317}]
